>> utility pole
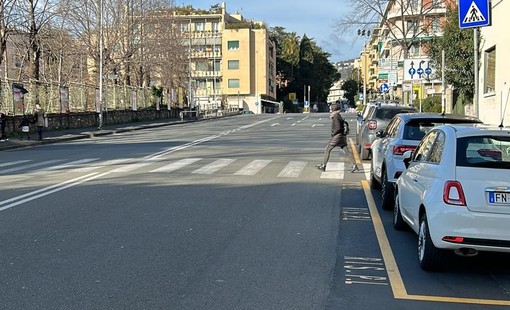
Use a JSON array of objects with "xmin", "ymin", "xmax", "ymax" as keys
[{"xmin": 98, "ymin": 0, "xmax": 103, "ymax": 129}]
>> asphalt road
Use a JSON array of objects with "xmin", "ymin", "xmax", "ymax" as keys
[{"xmin": 1, "ymin": 113, "xmax": 510, "ymax": 309}]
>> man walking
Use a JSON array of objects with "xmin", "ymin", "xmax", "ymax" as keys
[{"xmin": 316, "ymin": 103, "xmax": 359, "ymax": 172}]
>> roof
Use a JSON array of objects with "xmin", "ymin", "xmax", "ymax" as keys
[
  {"xmin": 397, "ymin": 113, "xmax": 482, "ymax": 123},
  {"xmin": 433, "ymin": 124, "xmax": 510, "ymax": 138}
]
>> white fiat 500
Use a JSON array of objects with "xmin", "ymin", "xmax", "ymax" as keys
[{"xmin": 394, "ymin": 125, "xmax": 510, "ymax": 271}]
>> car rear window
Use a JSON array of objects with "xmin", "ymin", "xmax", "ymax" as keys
[
  {"xmin": 456, "ymin": 136, "xmax": 510, "ymax": 169},
  {"xmin": 404, "ymin": 118, "xmax": 482, "ymax": 141},
  {"xmin": 375, "ymin": 108, "xmax": 415, "ymax": 120}
]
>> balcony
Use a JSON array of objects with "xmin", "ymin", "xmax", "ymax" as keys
[{"xmin": 191, "ymin": 70, "xmax": 222, "ymax": 78}]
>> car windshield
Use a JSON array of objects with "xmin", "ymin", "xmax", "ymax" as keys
[{"xmin": 456, "ymin": 136, "xmax": 510, "ymax": 169}]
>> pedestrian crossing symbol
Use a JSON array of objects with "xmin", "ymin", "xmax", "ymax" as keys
[
  {"xmin": 459, "ymin": 0, "xmax": 491, "ymax": 29},
  {"xmin": 462, "ymin": 2, "xmax": 485, "ymax": 24}
]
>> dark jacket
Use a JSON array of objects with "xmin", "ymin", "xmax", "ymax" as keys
[
  {"xmin": 0, "ymin": 113, "xmax": 6, "ymax": 129},
  {"xmin": 328, "ymin": 111, "xmax": 348, "ymax": 147}
]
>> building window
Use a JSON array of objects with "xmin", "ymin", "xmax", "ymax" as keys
[
  {"xmin": 431, "ymin": 17, "xmax": 441, "ymax": 33},
  {"xmin": 180, "ymin": 23, "xmax": 189, "ymax": 32},
  {"xmin": 228, "ymin": 79, "xmax": 240, "ymax": 88},
  {"xmin": 228, "ymin": 60, "xmax": 239, "ymax": 70},
  {"xmin": 228, "ymin": 40, "xmax": 239, "ymax": 50},
  {"xmin": 212, "ymin": 22, "xmax": 219, "ymax": 32},
  {"xmin": 484, "ymin": 46, "xmax": 496, "ymax": 94},
  {"xmin": 195, "ymin": 22, "xmax": 205, "ymax": 32}
]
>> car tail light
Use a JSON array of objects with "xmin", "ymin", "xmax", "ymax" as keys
[
  {"xmin": 392, "ymin": 145, "xmax": 416, "ymax": 155},
  {"xmin": 367, "ymin": 120, "xmax": 377, "ymax": 130},
  {"xmin": 443, "ymin": 236, "xmax": 464, "ymax": 243},
  {"xmin": 443, "ymin": 181, "xmax": 467, "ymax": 206}
]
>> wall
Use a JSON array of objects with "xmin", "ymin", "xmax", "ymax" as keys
[{"xmin": 3, "ymin": 109, "xmax": 180, "ymax": 135}]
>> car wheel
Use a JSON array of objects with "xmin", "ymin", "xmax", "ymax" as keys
[
  {"xmin": 393, "ymin": 188, "xmax": 407, "ymax": 230},
  {"xmin": 418, "ymin": 213, "xmax": 444, "ymax": 271},
  {"xmin": 369, "ymin": 166, "xmax": 381, "ymax": 190},
  {"xmin": 381, "ymin": 170, "xmax": 394, "ymax": 210},
  {"xmin": 360, "ymin": 147, "xmax": 370, "ymax": 160}
]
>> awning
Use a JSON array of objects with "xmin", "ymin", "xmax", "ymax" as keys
[{"xmin": 261, "ymin": 98, "xmax": 280, "ymax": 106}]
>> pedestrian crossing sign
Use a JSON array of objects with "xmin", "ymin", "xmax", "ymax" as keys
[{"xmin": 459, "ymin": 0, "xmax": 491, "ymax": 29}]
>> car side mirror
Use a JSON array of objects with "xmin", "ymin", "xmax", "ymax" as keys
[
  {"xmin": 402, "ymin": 150, "xmax": 413, "ymax": 169},
  {"xmin": 375, "ymin": 130, "xmax": 385, "ymax": 138}
]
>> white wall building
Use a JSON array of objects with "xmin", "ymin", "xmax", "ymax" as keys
[{"xmin": 477, "ymin": 0, "xmax": 510, "ymax": 126}]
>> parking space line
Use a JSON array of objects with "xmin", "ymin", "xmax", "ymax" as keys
[{"xmin": 361, "ymin": 180, "xmax": 510, "ymax": 305}]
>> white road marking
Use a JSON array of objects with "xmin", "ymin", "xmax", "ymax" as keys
[
  {"xmin": 0, "ymin": 160, "xmax": 31, "ymax": 168},
  {"xmin": 0, "ymin": 173, "xmax": 107, "ymax": 211},
  {"xmin": 278, "ymin": 161, "xmax": 307, "ymax": 178},
  {"xmin": 192, "ymin": 159, "xmax": 236, "ymax": 175},
  {"xmin": 151, "ymin": 158, "xmax": 202, "ymax": 173},
  {"xmin": 36, "ymin": 158, "xmax": 100, "ymax": 172},
  {"xmin": 320, "ymin": 162, "xmax": 345, "ymax": 179},
  {"xmin": 0, "ymin": 159, "xmax": 64, "ymax": 174},
  {"xmin": 110, "ymin": 158, "xmax": 163, "ymax": 173},
  {"xmin": 234, "ymin": 160, "xmax": 272, "ymax": 176},
  {"xmin": 71, "ymin": 158, "xmax": 132, "ymax": 172}
]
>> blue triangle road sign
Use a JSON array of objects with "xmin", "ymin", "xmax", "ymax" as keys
[{"xmin": 459, "ymin": 0, "xmax": 491, "ymax": 29}]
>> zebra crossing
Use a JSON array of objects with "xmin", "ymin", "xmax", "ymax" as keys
[{"xmin": 0, "ymin": 157, "xmax": 359, "ymax": 179}]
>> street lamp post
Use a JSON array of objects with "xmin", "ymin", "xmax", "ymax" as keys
[{"xmin": 98, "ymin": 0, "xmax": 104, "ymax": 129}]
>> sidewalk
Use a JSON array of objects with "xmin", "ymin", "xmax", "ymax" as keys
[{"xmin": 0, "ymin": 117, "xmax": 188, "ymax": 152}]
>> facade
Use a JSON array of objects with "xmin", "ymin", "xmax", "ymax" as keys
[
  {"xmin": 358, "ymin": 0, "xmax": 451, "ymax": 106},
  {"xmin": 176, "ymin": 3, "xmax": 277, "ymax": 114},
  {"xmin": 477, "ymin": 0, "xmax": 509, "ymax": 125}
]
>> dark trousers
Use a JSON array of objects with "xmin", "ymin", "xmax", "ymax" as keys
[
  {"xmin": 0, "ymin": 126, "xmax": 6, "ymax": 140},
  {"xmin": 36, "ymin": 126, "xmax": 44, "ymax": 140},
  {"xmin": 322, "ymin": 144, "xmax": 356, "ymax": 167}
]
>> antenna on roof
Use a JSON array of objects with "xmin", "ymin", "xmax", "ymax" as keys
[{"xmin": 499, "ymin": 84, "xmax": 509, "ymax": 128}]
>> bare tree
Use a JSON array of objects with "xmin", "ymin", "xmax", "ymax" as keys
[
  {"xmin": 0, "ymin": 0, "xmax": 20, "ymax": 79},
  {"xmin": 15, "ymin": 0, "xmax": 59, "ymax": 81},
  {"xmin": 334, "ymin": 0, "xmax": 449, "ymax": 58}
]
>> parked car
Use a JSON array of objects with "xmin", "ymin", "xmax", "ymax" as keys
[
  {"xmin": 394, "ymin": 124, "xmax": 510, "ymax": 271},
  {"xmin": 356, "ymin": 104, "xmax": 417, "ymax": 160},
  {"xmin": 240, "ymin": 110, "xmax": 254, "ymax": 114},
  {"xmin": 370, "ymin": 113, "xmax": 482, "ymax": 210}
]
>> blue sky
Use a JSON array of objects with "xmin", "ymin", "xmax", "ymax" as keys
[{"xmin": 181, "ymin": 0, "xmax": 364, "ymax": 62}]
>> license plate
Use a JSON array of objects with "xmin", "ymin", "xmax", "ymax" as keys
[{"xmin": 488, "ymin": 192, "xmax": 510, "ymax": 205}]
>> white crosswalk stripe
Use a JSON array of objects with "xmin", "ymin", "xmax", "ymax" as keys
[
  {"xmin": 110, "ymin": 158, "xmax": 163, "ymax": 173},
  {"xmin": 36, "ymin": 158, "xmax": 100, "ymax": 172},
  {"xmin": 0, "ymin": 159, "xmax": 64, "ymax": 174},
  {"xmin": 234, "ymin": 160, "xmax": 272, "ymax": 176},
  {"xmin": 0, "ymin": 160, "xmax": 32, "ymax": 168},
  {"xmin": 192, "ymin": 158, "xmax": 236, "ymax": 175},
  {"xmin": 150, "ymin": 158, "xmax": 202, "ymax": 173},
  {"xmin": 320, "ymin": 162, "xmax": 345, "ymax": 179},
  {"xmin": 277, "ymin": 161, "xmax": 307, "ymax": 178},
  {"xmin": 71, "ymin": 158, "xmax": 133, "ymax": 173}
]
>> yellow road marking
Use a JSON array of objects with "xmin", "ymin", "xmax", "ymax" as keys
[
  {"xmin": 361, "ymin": 180, "xmax": 510, "ymax": 306},
  {"xmin": 348, "ymin": 138, "xmax": 361, "ymax": 165}
]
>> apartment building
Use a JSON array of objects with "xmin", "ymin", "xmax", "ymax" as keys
[
  {"xmin": 176, "ymin": 3, "xmax": 277, "ymax": 113},
  {"xmin": 358, "ymin": 0, "xmax": 451, "ymax": 105}
]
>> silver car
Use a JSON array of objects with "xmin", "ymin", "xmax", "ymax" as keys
[{"xmin": 356, "ymin": 104, "xmax": 417, "ymax": 160}]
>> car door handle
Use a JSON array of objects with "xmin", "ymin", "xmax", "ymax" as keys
[{"xmin": 412, "ymin": 178, "xmax": 418, "ymax": 182}]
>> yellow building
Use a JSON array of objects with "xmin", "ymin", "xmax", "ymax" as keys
[{"xmin": 177, "ymin": 2, "xmax": 277, "ymax": 114}]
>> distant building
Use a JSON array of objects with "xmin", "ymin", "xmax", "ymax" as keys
[
  {"xmin": 327, "ymin": 80, "xmax": 346, "ymax": 104},
  {"xmin": 176, "ymin": 2, "xmax": 277, "ymax": 113}
]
